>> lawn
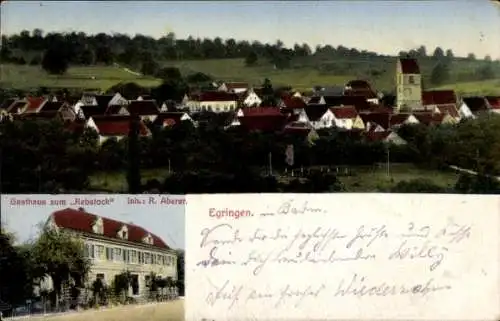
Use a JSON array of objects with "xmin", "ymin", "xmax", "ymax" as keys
[
  {"xmin": 0, "ymin": 64, "xmax": 162, "ymax": 91},
  {"xmin": 89, "ymin": 163, "xmax": 459, "ymax": 193},
  {"xmin": 338, "ymin": 163, "xmax": 460, "ymax": 192},
  {"xmin": 89, "ymin": 168, "xmax": 171, "ymax": 192}
]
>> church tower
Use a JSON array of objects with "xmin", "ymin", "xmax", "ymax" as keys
[{"xmin": 395, "ymin": 58, "xmax": 422, "ymax": 113}]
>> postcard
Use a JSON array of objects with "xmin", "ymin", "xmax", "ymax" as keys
[
  {"xmin": 0, "ymin": 194, "xmax": 185, "ymax": 320},
  {"xmin": 185, "ymin": 193, "xmax": 500, "ymax": 321}
]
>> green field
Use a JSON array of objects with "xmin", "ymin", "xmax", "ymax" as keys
[
  {"xmin": 89, "ymin": 164, "xmax": 459, "ymax": 193},
  {"xmin": 0, "ymin": 64, "xmax": 161, "ymax": 90},
  {"xmin": 433, "ymin": 79, "xmax": 500, "ymax": 96},
  {"xmin": 2, "ymin": 57, "xmax": 499, "ymax": 94}
]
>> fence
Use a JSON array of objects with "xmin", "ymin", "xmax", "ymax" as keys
[{"xmin": 5, "ymin": 289, "xmax": 179, "ymax": 319}]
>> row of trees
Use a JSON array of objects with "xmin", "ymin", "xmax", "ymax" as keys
[
  {"xmin": 1, "ymin": 29, "xmax": 492, "ymax": 74},
  {"xmin": 1, "ymin": 111, "xmax": 500, "ymax": 194},
  {"xmin": 0, "ymin": 227, "xmax": 184, "ymax": 315}
]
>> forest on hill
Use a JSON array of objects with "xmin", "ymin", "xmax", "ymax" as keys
[{"xmin": 0, "ymin": 29, "xmax": 499, "ymax": 93}]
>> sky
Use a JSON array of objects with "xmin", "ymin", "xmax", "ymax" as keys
[
  {"xmin": 1, "ymin": 194, "xmax": 185, "ymax": 249},
  {"xmin": 0, "ymin": 1, "xmax": 499, "ymax": 59}
]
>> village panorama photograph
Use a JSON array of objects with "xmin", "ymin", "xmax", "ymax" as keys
[
  {"xmin": 0, "ymin": 194, "xmax": 185, "ymax": 320},
  {"xmin": 1, "ymin": 1, "xmax": 500, "ymax": 195}
]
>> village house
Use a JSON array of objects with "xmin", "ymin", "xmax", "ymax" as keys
[
  {"xmin": 485, "ymin": 96, "xmax": 500, "ymax": 114},
  {"xmin": 237, "ymin": 88, "xmax": 263, "ymax": 107},
  {"xmin": 218, "ymin": 82, "xmax": 249, "ymax": 94},
  {"xmin": 421, "ymin": 90, "xmax": 458, "ymax": 112},
  {"xmin": 282, "ymin": 122, "xmax": 319, "ymax": 145},
  {"xmin": 33, "ymin": 101, "xmax": 77, "ymax": 122},
  {"xmin": 236, "ymin": 107, "xmax": 289, "ymax": 132},
  {"xmin": 47, "ymin": 207, "xmax": 177, "ymax": 297},
  {"xmin": 413, "ymin": 112, "xmax": 457, "ymax": 126},
  {"xmin": 86, "ymin": 115, "xmax": 151, "ymax": 144},
  {"xmin": 303, "ymin": 105, "xmax": 334, "ymax": 129},
  {"xmin": 127, "ymin": 100, "xmax": 160, "ymax": 122},
  {"xmin": 20, "ymin": 97, "xmax": 48, "ymax": 114},
  {"xmin": 461, "ymin": 96, "xmax": 491, "ymax": 116},
  {"xmin": 344, "ymin": 80, "xmax": 379, "ymax": 105},
  {"xmin": 186, "ymin": 92, "xmax": 239, "ymax": 113},
  {"xmin": 364, "ymin": 131, "xmax": 407, "ymax": 145},
  {"xmin": 330, "ymin": 106, "xmax": 365, "ymax": 130},
  {"xmin": 152, "ymin": 112, "xmax": 195, "ymax": 128},
  {"xmin": 279, "ymin": 95, "xmax": 308, "ymax": 115},
  {"xmin": 395, "ymin": 58, "xmax": 422, "ymax": 112}
]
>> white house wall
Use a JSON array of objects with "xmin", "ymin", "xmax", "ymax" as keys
[{"xmin": 82, "ymin": 237, "xmax": 177, "ymax": 297}]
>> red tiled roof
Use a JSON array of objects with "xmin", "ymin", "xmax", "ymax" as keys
[
  {"xmin": 153, "ymin": 112, "xmax": 191, "ymax": 127},
  {"xmin": 330, "ymin": 106, "xmax": 358, "ymax": 119},
  {"xmin": 413, "ymin": 112, "xmax": 446, "ymax": 125},
  {"xmin": 127, "ymin": 100, "xmax": 160, "ymax": 115},
  {"xmin": 399, "ymin": 58, "xmax": 420, "ymax": 74},
  {"xmin": 238, "ymin": 114, "xmax": 288, "ymax": 132},
  {"xmin": 91, "ymin": 115, "xmax": 150, "ymax": 136},
  {"xmin": 198, "ymin": 91, "xmax": 239, "ymax": 102},
  {"xmin": 280, "ymin": 96, "xmax": 307, "ymax": 109},
  {"xmin": 359, "ymin": 112, "xmax": 392, "ymax": 129},
  {"xmin": 485, "ymin": 96, "xmax": 500, "ymax": 110},
  {"xmin": 422, "ymin": 90, "xmax": 456, "ymax": 106},
  {"xmin": 24, "ymin": 97, "xmax": 47, "ymax": 113},
  {"xmin": 239, "ymin": 107, "xmax": 282, "ymax": 116},
  {"xmin": 51, "ymin": 208, "xmax": 169, "ymax": 249},
  {"xmin": 437, "ymin": 104, "xmax": 460, "ymax": 118}
]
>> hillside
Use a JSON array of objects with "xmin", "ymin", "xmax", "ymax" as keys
[
  {"xmin": 1, "ymin": 56, "xmax": 500, "ymax": 95},
  {"xmin": 1, "ymin": 30, "xmax": 499, "ymax": 94},
  {"xmin": 0, "ymin": 64, "xmax": 161, "ymax": 91}
]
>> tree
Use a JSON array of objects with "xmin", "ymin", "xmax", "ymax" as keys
[
  {"xmin": 175, "ymin": 249, "xmax": 184, "ymax": 296},
  {"xmin": 245, "ymin": 51, "xmax": 258, "ymax": 66},
  {"xmin": 466, "ymin": 53, "xmax": 476, "ymax": 60},
  {"xmin": 140, "ymin": 59, "xmax": 160, "ymax": 77},
  {"xmin": 127, "ymin": 115, "xmax": 142, "ymax": 193},
  {"xmin": 41, "ymin": 47, "xmax": 69, "ymax": 75},
  {"xmin": 186, "ymin": 72, "xmax": 212, "ymax": 84},
  {"xmin": 430, "ymin": 61, "xmax": 450, "ymax": 85},
  {"xmin": 445, "ymin": 49, "xmax": 454, "ymax": 59},
  {"xmin": 30, "ymin": 226, "xmax": 90, "ymax": 310},
  {"xmin": 155, "ymin": 67, "xmax": 182, "ymax": 81},
  {"xmin": 261, "ymin": 78, "xmax": 276, "ymax": 106},
  {"xmin": 0, "ymin": 231, "xmax": 33, "ymax": 311},
  {"xmin": 432, "ymin": 47, "xmax": 445, "ymax": 59}
]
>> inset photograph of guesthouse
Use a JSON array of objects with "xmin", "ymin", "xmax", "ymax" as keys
[{"xmin": 0, "ymin": 194, "xmax": 185, "ymax": 321}]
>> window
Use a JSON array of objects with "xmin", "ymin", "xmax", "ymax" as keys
[
  {"xmin": 130, "ymin": 250, "xmax": 138, "ymax": 264},
  {"xmin": 114, "ymin": 248, "xmax": 122, "ymax": 260},
  {"xmin": 122, "ymin": 231, "xmax": 128, "ymax": 239},
  {"xmin": 166, "ymin": 255, "xmax": 172, "ymax": 266},
  {"xmin": 105, "ymin": 247, "xmax": 114, "ymax": 261},
  {"xmin": 409, "ymin": 75, "xmax": 415, "ymax": 84},
  {"xmin": 96, "ymin": 245, "xmax": 104, "ymax": 259},
  {"xmin": 157, "ymin": 254, "xmax": 162, "ymax": 264},
  {"xmin": 139, "ymin": 252, "xmax": 144, "ymax": 264},
  {"xmin": 144, "ymin": 252, "xmax": 151, "ymax": 264},
  {"xmin": 122, "ymin": 249, "xmax": 129, "ymax": 263}
]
